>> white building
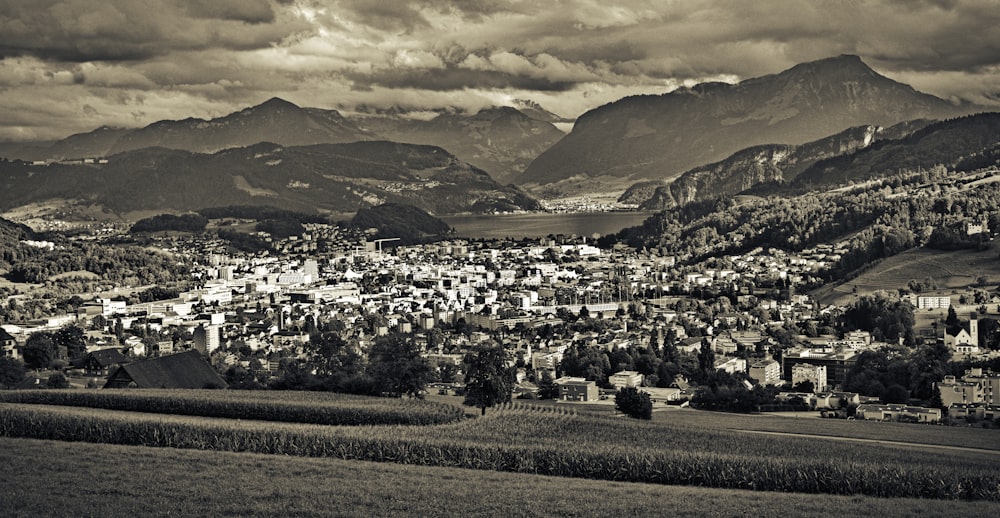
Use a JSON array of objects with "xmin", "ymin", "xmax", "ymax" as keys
[{"xmin": 609, "ymin": 370, "xmax": 643, "ymax": 389}]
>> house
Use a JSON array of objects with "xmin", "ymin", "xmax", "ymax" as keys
[
  {"xmin": 1, "ymin": 328, "xmax": 18, "ymax": 359},
  {"xmin": 856, "ymin": 403, "xmax": 942, "ymax": 423},
  {"xmin": 82, "ymin": 348, "xmax": 127, "ymax": 377},
  {"xmin": 104, "ymin": 350, "xmax": 228, "ymax": 389},
  {"xmin": 554, "ymin": 376, "xmax": 599, "ymax": 402}
]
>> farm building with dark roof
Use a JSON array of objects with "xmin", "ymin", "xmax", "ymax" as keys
[{"xmin": 104, "ymin": 350, "xmax": 227, "ymax": 389}]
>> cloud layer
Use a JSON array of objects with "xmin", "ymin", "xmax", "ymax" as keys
[{"xmin": 1, "ymin": 0, "xmax": 997, "ymax": 141}]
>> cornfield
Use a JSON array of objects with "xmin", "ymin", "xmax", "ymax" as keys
[
  {"xmin": 1, "ymin": 402, "xmax": 996, "ymax": 501},
  {"xmin": 0, "ymin": 389, "xmax": 464, "ymax": 426}
]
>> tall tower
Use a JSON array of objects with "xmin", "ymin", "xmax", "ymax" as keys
[{"xmin": 969, "ymin": 312, "xmax": 978, "ymax": 347}]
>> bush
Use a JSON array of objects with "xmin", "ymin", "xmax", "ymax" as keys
[{"xmin": 46, "ymin": 373, "xmax": 69, "ymax": 389}]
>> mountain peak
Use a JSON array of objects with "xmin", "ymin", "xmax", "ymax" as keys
[
  {"xmin": 253, "ymin": 97, "xmax": 300, "ymax": 111},
  {"xmin": 782, "ymin": 54, "xmax": 877, "ymax": 78}
]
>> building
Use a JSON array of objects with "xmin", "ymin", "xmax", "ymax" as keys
[
  {"xmin": 791, "ymin": 363, "xmax": 827, "ymax": 392},
  {"xmin": 938, "ymin": 368, "xmax": 1000, "ymax": 406},
  {"xmin": 609, "ymin": 370, "xmax": 643, "ymax": 389},
  {"xmin": 944, "ymin": 312, "xmax": 979, "ymax": 355},
  {"xmin": 104, "ymin": 350, "xmax": 228, "ymax": 389},
  {"xmin": 1, "ymin": 328, "xmax": 18, "ymax": 359},
  {"xmin": 714, "ymin": 357, "xmax": 747, "ymax": 375},
  {"xmin": 947, "ymin": 403, "xmax": 1000, "ymax": 421},
  {"xmin": 780, "ymin": 349, "xmax": 858, "ymax": 389},
  {"xmin": 937, "ymin": 376, "xmax": 982, "ymax": 407},
  {"xmin": 916, "ymin": 296, "xmax": 950, "ymax": 309},
  {"xmin": 748, "ymin": 359, "xmax": 781, "ymax": 386},
  {"xmin": 192, "ymin": 324, "xmax": 221, "ymax": 354},
  {"xmin": 81, "ymin": 348, "xmax": 127, "ymax": 377},
  {"xmin": 856, "ymin": 404, "xmax": 942, "ymax": 423},
  {"xmin": 554, "ymin": 376, "xmax": 599, "ymax": 402}
]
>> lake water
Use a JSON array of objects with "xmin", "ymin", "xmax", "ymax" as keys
[{"xmin": 440, "ymin": 212, "xmax": 656, "ymax": 240}]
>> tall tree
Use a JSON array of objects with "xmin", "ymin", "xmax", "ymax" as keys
[
  {"xmin": 463, "ymin": 344, "xmax": 516, "ymax": 415},
  {"xmin": 367, "ymin": 333, "xmax": 432, "ymax": 398},
  {"xmin": 54, "ymin": 324, "xmax": 86, "ymax": 360},
  {"xmin": 697, "ymin": 338, "xmax": 716, "ymax": 378}
]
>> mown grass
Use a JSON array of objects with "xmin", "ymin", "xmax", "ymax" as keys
[
  {"xmin": 2, "ymin": 402, "xmax": 997, "ymax": 501},
  {"xmin": 0, "ymin": 388, "xmax": 464, "ymax": 425},
  {"xmin": 4, "ymin": 437, "xmax": 999, "ymax": 518},
  {"xmin": 657, "ymin": 407, "xmax": 1000, "ymax": 451}
]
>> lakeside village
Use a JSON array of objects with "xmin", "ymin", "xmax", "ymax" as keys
[{"xmin": 2, "ymin": 221, "xmax": 1000, "ymax": 426}]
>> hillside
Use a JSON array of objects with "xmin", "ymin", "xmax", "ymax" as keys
[
  {"xmin": 792, "ymin": 112, "xmax": 1000, "ymax": 189},
  {"xmin": 634, "ymin": 120, "xmax": 933, "ymax": 209},
  {"xmin": 349, "ymin": 203, "xmax": 453, "ymax": 244},
  {"xmin": 521, "ymin": 55, "xmax": 979, "ymax": 195},
  {"xmin": 0, "ymin": 141, "xmax": 540, "ymax": 216}
]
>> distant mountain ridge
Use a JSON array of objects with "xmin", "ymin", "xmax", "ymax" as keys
[
  {"xmin": 1, "ymin": 98, "xmax": 568, "ymax": 184},
  {"xmin": 0, "ymin": 141, "xmax": 540, "ymax": 216},
  {"xmin": 108, "ymin": 97, "xmax": 376, "ymax": 155},
  {"xmin": 521, "ymin": 55, "xmax": 981, "ymax": 195}
]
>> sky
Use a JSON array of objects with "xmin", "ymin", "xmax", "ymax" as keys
[{"xmin": 1, "ymin": 0, "xmax": 998, "ymax": 142}]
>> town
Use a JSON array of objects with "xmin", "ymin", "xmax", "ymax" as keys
[{"xmin": 2, "ymin": 216, "xmax": 998, "ymax": 427}]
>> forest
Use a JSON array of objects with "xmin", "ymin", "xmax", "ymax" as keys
[{"xmin": 604, "ymin": 169, "xmax": 1000, "ymax": 284}]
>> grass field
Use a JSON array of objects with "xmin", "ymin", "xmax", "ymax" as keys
[
  {"xmin": 0, "ymin": 389, "xmax": 464, "ymax": 426},
  {"xmin": 2, "ymin": 398, "xmax": 998, "ymax": 502},
  {"xmin": 812, "ymin": 244, "xmax": 999, "ymax": 306},
  {"xmin": 4, "ymin": 437, "xmax": 999, "ymax": 518}
]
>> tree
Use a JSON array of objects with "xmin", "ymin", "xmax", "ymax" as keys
[
  {"xmin": 22, "ymin": 332, "xmax": 57, "ymax": 370},
  {"xmin": 463, "ymin": 344, "xmax": 516, "ymax": 415},
  {"xmin": 0, "ymin": 357, "xmax": 26, "ymax": 388},
  {"xmin": 54, "ymin": 324, "xmax": 87, "ymax": 360},
  {"xmin": 882, "ymin": 384, "xmax": 910, "ymax": 404},
  {"xmin": 615, "ymin": 386, "xmax": 653, "ymax": 420},
  {"xmin": 536, "ymin": 370, "xmax": 560, "ymax": 400},
  {"xmin": 945, "ymin": 306, "xmax": 962, "ymax": 335},
  {"xmin": 367, "ymin": 334, "xmax": 432, "ymax": 398},
  {"xmin": 792, "ymin": 379, "xmax": 815, "ymax": 393},
  {"xmin": 697, "ymin": 338, "xmax": 716, "ymax": 378}
]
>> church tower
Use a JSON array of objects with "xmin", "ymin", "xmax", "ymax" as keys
[{"xmin": 969, "ymin": 312, "xmax": 978, "ymax": 347}]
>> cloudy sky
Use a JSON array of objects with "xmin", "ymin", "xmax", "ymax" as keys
[{"xmin": 1, "ymin": 0, "xmax": 998, "ymax": 141}]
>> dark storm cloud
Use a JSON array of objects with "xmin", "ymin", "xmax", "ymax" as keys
[
  {"xmin": 347, "ymin": 65, "xmax": 577, "ymax": 92},
  {"xmin": 0, "ymin": 0, "xmax": 302, "ymax": 62},
  {"xmin": 1, "ymin": 0, "xmax": 998, "ymax": 142}
]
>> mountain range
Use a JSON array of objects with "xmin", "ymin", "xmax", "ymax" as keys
[
  {"xmin": 0, "ymin": 141, "xmax": 539, "ymax": 216},
  {"xmin": 1, "ymin": 98, "xmax": 567, "ymax": 186},
  {"xmin": 520, "ymin": 55, "xmax": 982, "ymax": 195},
  {"xmin": 2, "ymin": 54, "xmax": 998, "ymax": 221}
]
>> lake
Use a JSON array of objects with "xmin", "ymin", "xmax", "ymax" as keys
[{"xmin": 440, "ymin": 212, "xmax": 656, "ymax": 240}]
